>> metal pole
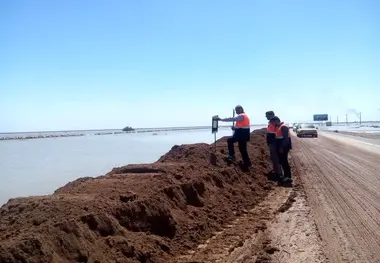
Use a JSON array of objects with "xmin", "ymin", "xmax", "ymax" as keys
[
  {"xmin": 337, "ymin": 116, "xmax": 339, "ymax": 124},
  {"xmin": 359, "ymin": 112, "xmax": 362, "ymax": 125},
  {"xmin": 346, "ymin": 114, "xmax": 348, "ymax": 125},
  {"xmin": 214, "ymin": 132, "xmax": 217, "ymax": 153},
  {"xmin": 232, "ymin": 108, "xmax": 235, "ymax": 135}
]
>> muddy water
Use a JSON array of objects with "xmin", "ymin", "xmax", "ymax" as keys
[{"xmin": 0, "ymin": 127, "xmax": 257, "ymax": 205}]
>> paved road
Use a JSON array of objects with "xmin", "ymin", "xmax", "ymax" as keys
[{"xmin": 292, "ymin": 131, "xmax": 380, "ymax": 263}]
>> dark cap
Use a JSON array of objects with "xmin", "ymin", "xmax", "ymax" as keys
[
  {"xmin": 269, "ymin": 116, "xmax": 281, "ymax": 122},
  {"xmin": 265, "ymin": 111, "xmax": 275, "ymax": 116}
]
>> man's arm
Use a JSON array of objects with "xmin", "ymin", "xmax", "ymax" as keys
[
  {"xmin": 281, "ymin": 126, "xmax": 290, "ymax": 149},
  {"xmin": 220, "ymin": 115, "xmax": 244, "ymax": 122}
]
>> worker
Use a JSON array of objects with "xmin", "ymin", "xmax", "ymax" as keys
[
  {"xmin": 265, "ymin": 111, "xmax": 282, "ymax": 180},
  {"xmin": 217, "ymin": 105, "xmax": 252, "ymax": 167},
  {"xmin": 270, "ymin": 116, "xmax": 292, "ymax": 185}
]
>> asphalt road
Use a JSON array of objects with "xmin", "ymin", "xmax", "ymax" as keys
[{"xmin": 292, "ymin": 131, "xmax": 380, "ymax": 263}]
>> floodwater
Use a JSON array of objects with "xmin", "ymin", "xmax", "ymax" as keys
[
  {"xmin": 0, "ymin": 127, "xmax": 264, "ymax": 205},
  {"xmin": 2, "ymin": 123, "xmax": 378, "ymax": 206}
]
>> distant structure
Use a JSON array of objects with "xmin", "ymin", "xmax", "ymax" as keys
[{"xmin": 122, "ymin": 126, "xmax": 135, "ymax": 132}]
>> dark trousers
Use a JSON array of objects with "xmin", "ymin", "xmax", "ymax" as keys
[
  {"xmin": 269, "ymin": 143, "xmax": 282, "ymax": 176},
  {"xmin": 278, "ymin": 150, "xmax": 291, "ymax": 178},
  {"xmin": 227, "ymin": 137, "xmax": 251, "ymax": 166}
]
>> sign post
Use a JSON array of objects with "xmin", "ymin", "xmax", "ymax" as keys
[
  {"xmin": 210, "ymin": 115, "xmax": 219, "ymax": 165},
  {"xmin": 212, "ymin": 115, "xmax": 219, "ymax": 152}
]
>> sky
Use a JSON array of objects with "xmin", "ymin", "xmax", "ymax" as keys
[{"xmin": 1, "ymin": 0, "xmax": 379, "ymax": 132}]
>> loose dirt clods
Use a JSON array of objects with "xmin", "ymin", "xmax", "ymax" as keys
[{"xmin": 0, "ymin": 129, "xmax": 276, "ymax": 263}]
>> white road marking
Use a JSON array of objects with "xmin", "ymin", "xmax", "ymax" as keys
[
  {"xmin": 320, "ymin": 132, "xmax": 380, "ymax": 148},
  {"xmin": 351, "ymin": 139, "xmax": 380, "ymax": 148}
]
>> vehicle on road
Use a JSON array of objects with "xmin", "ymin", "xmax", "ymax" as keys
[
  {"xmin": 293, "ymin": 123, "xmax": 299, "ymax": 132},
  {"xmin": 296, "ymin": 124, "xmax": 318, "ymax": 137}
]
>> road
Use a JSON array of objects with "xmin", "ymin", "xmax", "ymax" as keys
[{"xmin": 292, "ymin": 131, "xmax": 380, "ymax": 263}]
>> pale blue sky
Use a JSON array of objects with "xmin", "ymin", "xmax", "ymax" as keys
[{"xmin": 1, "ymin": 0, "xmax": 379, "ymax": 132}]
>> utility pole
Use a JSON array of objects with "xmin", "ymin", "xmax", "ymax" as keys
[
  {"xmin": 359, "ymin": 112, "xmax": 362, "ymax": 125},
  {"xmin": 346, "ymin": 114, "xmax": 348, "ymax": 125}
]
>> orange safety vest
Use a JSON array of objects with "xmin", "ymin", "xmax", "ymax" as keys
[
  {"xmin": 275, "ymin": 123, "xmax": 290, "ymax": 139},
  {"xmin": 267, "ymin": 122, "xmax": 276, "ymax": 134},
  {"xmin": 235, "ymin": 113, "xmax": 250, "ymax": 129}
]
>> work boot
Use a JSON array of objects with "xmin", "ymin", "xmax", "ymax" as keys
[
  {"xmin": 268, "ymin": 173, "xmax": 281, "ymax": 182},
  {"xmin": 278, "ymin": 176, "xmax": 293, "ymax": 187},
  {"xmin": 238, "ymin": 161, "xmax": 251, "ymax": 172},
  {"xmin": 227, "ymin": 155, "xmax": 235, "ymax": 162}
]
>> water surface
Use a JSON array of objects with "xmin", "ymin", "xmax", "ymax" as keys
[{"xmin": 1, "ymin": 127, "xmax": 257, "ymax": 205}]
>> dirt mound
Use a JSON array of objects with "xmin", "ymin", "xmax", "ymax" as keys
[{"xmin": 0, "ymin": 128, "xmax": 274, "ymax": 263}]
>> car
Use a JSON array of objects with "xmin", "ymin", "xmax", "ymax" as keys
[
  {"xmin": 292, "ymin": 123, "xmax": 298, "ymax": 132},
  {"xmin": 296, "ymin": 124, "xmax": 318, "ymax": 137},
  {"xmin": 294, "ymin": 124, "xmax": 302, "ymax": 132}
]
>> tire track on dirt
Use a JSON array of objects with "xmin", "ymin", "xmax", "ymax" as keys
[
  {"xmin": 292, "ymin": 135, "xmax": 380, "ymax": 263},
  {"xmin": 176, "ymin": 151, "xmax": 328, "ymax": 263},
  {"xmin": 176, "ymin": 187, "xmax": 292, "ymax": 263},
  {"xmin": 268, "ymin": 173, "xmax": 328, "ymax": 263}
]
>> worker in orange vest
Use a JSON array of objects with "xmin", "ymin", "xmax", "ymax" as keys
[
  {"xmin": 270, "ymin": 116, "xmax": 292, "ymax": 185},
  {"xmin": 217, "ymin": 105, "xmax": 252, "ymax": 167},
  {"xmin": 265, "ymin": 111, "xmax": 282, "ymax": 179}
]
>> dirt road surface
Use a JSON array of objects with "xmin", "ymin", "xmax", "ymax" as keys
[
  {"xmin": 292, "ymin": 131, "xmax": 380, "ymax": 263},
  {"xmin": 176, "ymin": 183, "xmax": 327, "ymax": 263}
]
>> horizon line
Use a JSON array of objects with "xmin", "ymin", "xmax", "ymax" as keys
[{"xmin": 1, "ymin": 120, "xmax": 379, "ymax": 134}]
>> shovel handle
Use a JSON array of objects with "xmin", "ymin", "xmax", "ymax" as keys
[
  {"xmin": 232, "ymin": 108, "xmax": 235, "ymax": 127},
  {"xmin": 232, "ymin": 108, "xmax": 235, "ymax": 135}
]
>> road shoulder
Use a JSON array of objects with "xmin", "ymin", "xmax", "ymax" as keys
[
  {"xmin": 319, "ymin": 131, "xmax": 380, "ymax": 156},
  {"xmin": 268, "ymin": 183, "xmax": 328, "ymax": 263}
]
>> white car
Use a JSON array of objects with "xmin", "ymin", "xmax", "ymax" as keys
[
  {"xmin": 296, "ymin": 124, "xmax": 318, "ymax": 138},
  {"xmin": 292, "ymin": 123, "xmax": 298, "ymax": 132}
]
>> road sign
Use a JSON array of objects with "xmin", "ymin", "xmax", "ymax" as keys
[
  {"xmin": 313, "ymin": 114, "xmax": 328, "ymax": 121},
  {"xmin": 212, "ymin": 115, "xmax": 219, "ymax": 134}
]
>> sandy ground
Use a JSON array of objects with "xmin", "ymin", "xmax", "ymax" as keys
[
  {"xmin": 292, "ymin": 131, "xmax": 380, "ymax": 263},
  {"xmin": 176, "ymin": 187, "xmax": 294, "ymax": 263},
  {"xmin": 176, "ymin": 130, "xmax": 380, "ymax": 263},
  {"xmin": 268, "ymin": 184, "xmax": 328, "ymax": 263},
  {"xmin": 176, "ymin": 176, "xmax": 327, "ymax": 263}
]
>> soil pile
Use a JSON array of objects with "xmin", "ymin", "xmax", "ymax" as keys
[{"xmin": 0, "ymin": 128, "xmax": 273, "ymax": 263}]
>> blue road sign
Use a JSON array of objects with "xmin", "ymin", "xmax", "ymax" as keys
[{"xmin": 313, "ymin": 114, "xmax": 328, "ymax": 121}]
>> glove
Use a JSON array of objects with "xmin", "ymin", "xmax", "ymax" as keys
[{"xmin": 278, "ymin": 148, "xmax": 284, "ymax": 154}]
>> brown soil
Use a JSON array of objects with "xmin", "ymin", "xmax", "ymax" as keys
[{"xmin": 0, "ymin": 128, "xmax": 274, "ymax": 263}]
